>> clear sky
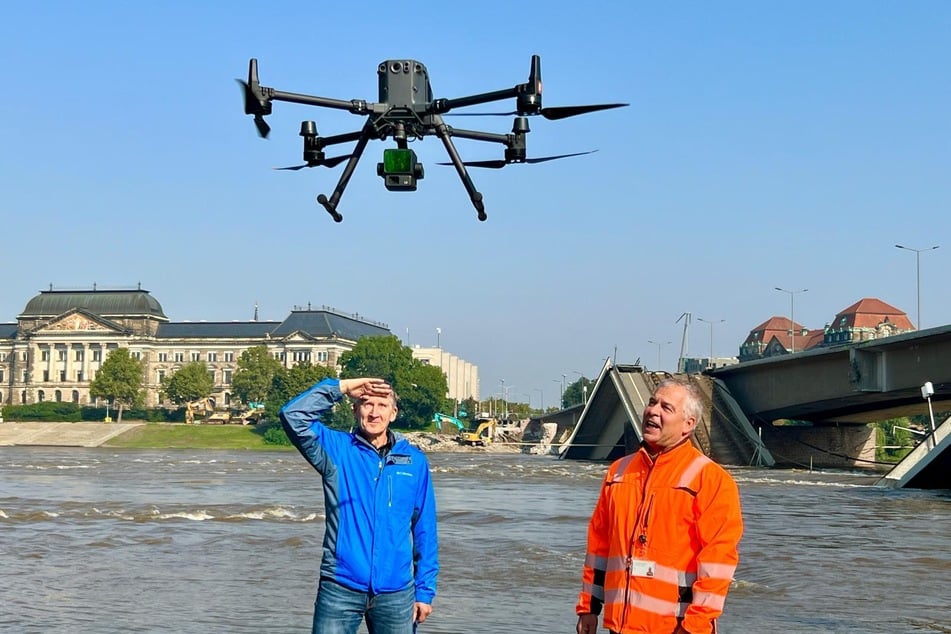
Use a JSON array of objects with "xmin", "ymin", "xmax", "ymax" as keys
[{"xmin": 2, "ymin": 2, "xmax": 949, "ymax": 408}]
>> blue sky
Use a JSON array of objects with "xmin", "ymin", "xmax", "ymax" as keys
[{"xmin": 2, "ymin": 2, "xmax": 949, "ymax": 407}]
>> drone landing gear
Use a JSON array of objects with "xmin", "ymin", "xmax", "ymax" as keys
[
  {"xmin": 317, "ymin": 194, "xmax": 343, "ymax": 223},
  {"xmin": 314, "ymin": 124, "xmax": 376, "ymax": 223},
  {"xmin": 434, "ymin": 121, "xmax": 487, "ymax": 222}
]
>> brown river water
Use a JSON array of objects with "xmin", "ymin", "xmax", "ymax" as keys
[{"xmin": 0, "ymin": 448, "xmax": 948, "ymax": 633}]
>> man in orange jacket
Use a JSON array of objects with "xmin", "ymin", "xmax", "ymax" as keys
[{"xmin": 576, "ymin": 378, "xmax": 743, "ymax": 634}]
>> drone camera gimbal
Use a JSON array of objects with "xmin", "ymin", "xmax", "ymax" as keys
[
  {"xmin": 239, "ymin": 55, "xmax": 627, "ymax": 222},
  {"xmin": 377, "ymin": 148, "xmax": 424, "ymax": 191}
]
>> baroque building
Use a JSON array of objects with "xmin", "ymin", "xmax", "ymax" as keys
[
  {"xmin": 0, "ymin": 286, "xmax": 395, "ymax": 409},
  {"xmin": 739, "ymin": 297, "xmax": 914, "ymax": 362}
]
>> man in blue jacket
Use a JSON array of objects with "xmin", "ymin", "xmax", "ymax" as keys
[{"xmin": 280, "ymin": 377, "xmax": 438, "ymax": 634}]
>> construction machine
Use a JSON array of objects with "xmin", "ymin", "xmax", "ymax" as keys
[
  {"xmin": 458, "ymin": 418, "xmax": 497, "ymax": 447},
  {"xmin": 184, "ymin": 398, "xmax": 214, "ymax": 424},
  {"xmin": 433, "ymin": 412, "xmax": 466, "ymax": 434}
]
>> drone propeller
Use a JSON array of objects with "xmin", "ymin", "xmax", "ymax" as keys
[
  {"xmin": 237, "ymin": 59, "xmax": 272, "ymax": 138},
  {"xmin": 448, "ymin": 103, "xmax": 628, "ymax": 120},
  {"xmin": 438, "ymin": 150, "xmax": 598, "ymax": 169},
  {"xmin": 274, "ymin": 154, "xmax": 353, "ymax": 170}
]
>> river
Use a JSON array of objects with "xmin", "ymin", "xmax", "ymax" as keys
[{"xmin": 0, "ymin": 448, "xmax": 948, "ymax": 633}]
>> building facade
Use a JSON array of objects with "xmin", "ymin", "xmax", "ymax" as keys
[
  {"xmin": 739, "ymin": 297, "xmax": 915, "ymax": 362},
  {"xmin": 409, "ymin": 345, "xmax": 480, "ymax": 402},
  {"xmin": 0, "ymin": 287, "xmax": 399, "ymax": 409}
]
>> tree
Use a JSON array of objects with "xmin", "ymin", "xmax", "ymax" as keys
[
  {"xmin": 89, "ymin": 347, "xmax": 144, "ymax": 423},
  {"xmin": 564, "ymin": 376, "xmax": 594, "ymax": 408},
  {"xmin": 231, "ymin": 345, "xmax": 283, "ymax": 406},
  {"xmin": 161, "ymin": 361, "xmax": 215, "ymax": 406},
  {"xmin": 339, "ymin": 335, "xmax": 448, "ymax": 429},
  {"xmin": 265, "ymin": 362, "xmax": 339, "ymax": 425}
]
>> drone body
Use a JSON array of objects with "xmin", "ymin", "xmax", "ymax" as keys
[{"xmin": 239, "ymin": 56, "xmax": 627, "ymax": 222}]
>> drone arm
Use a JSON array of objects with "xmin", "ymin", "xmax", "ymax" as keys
[
  {"xmin": 268, "ymin": 89, "xmax": 370, "ymax": 115},
  {"xmin": 317, "ymin": 130, "xmax": 366, "ymax": 148},
  {"xmin": 316, "ymin": 123, "xmax": 375, "ymax": 222},
  {"xmin": 432, "ymin": 119, "xmax": 486, "ymax": 221},
  {"xmin": 432, "ymin": 87, "xmax": 519, "ymax": 113},
  {"xmin": 442, "ymin": 127, "xmax": 511, "ymax": 146}
]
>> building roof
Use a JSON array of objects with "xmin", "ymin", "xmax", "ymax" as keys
[
  {"xmin": 830, "ymin": 297, "xmax": 914, "ymax": 331},
  {"xmin": 742, "ymin": 316, "xmax": 808, "ymax": 351},
  {"xmin": 0, "ymin": 323, "xmax": 16, "ymax": 339},
  {"xmin": 156, "ymin": 322, "xmax": 280, "ymax": 339},
  {"xmin": 20, "ymin": 288, "xmax": 167, "ymax": 320},
  {"xmin": 270, "ymin": 310, "xmax": 390, "ymax": 341}
]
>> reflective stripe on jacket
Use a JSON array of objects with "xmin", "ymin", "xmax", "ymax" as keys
[
  {"xmin": 280, "ymin": 379, "xmax": 438, "ymax": 604},
  {"xmin": 576, "ymin": 441, "xmax": 742, "ymax": 633}
]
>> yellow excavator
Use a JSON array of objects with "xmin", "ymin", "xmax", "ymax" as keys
[
  {"xmin": 458, "ymin": 418, "xmax": 497, "ymax": 447},
  {"xmin": 184, "ymin": 398, "xmax": 214, "ymax": 424}
]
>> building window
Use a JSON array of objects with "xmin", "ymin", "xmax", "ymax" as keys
[
  {"xmin": 22, "ymin": 371, "xmax": 28, "ymax": 382},
  {"xmin": 92, "ymin": 349, "xmax": 102, "ymax": 362},
  {"xmin": 292, "ymin": 351, "xmax": 310, "ymax": 362},
  {"xmin": 157, "ymin": 370, "xmax": 166, "ymax": 383},
  {"xmin": 224, "ymin": 352, "xmax": 234, "ymax": 362},
  {"xmin": 58, "ymin": 350, "xmax": 67, "ymax": 362},
  {"xmin": 38, "ymin": 390, "xmax": 46, "ymax": 402},
  {"xmin": 76, "ymin": 370, "xmax": 84, "ymax": 382},
  {"xmin": 191, "ymin": 352, "xmax": 201, "ymax": 362},
  {"xmin": 0, "ymin": 352, "xmax": 5, "ymax": 361},
  {"xmin": 0, "ymin": 370, "xmax": 4, "ymax": 382},
  {"xmin": 224, "ymin": 370, "xmax": 232, "ymax": 385},
  {"xmin": 174, "ymin": 352, "xmax": 184, "ymax": 363},
  {"xmin": 132, "ymin": 351, "xmax": 142, "ymax": 360},
  {"xmin": 55, "ymin": 390, "xmax": 62, "ymax": 402},
  {"xmin": 75, "ymin": 349, "xmax": 84, "ymax": 362},
  {"xmin": 59, "ymin": 370, "xmax": 67, "ymax": 382},
  {"xmin": 72, "ymin": 390, "xmax": 80, "ymax": 404},
  {"xmin": 208, "ymin": 352, "xmax": 217, "ymax": 362},
  {"xmin": 20, "ymin": 352, "xmax": 27, "ymax": 362},
  {"xmin": 316, "ymin": 351, "xmax": 328, "ymax": 362},
  {"xmin": 43, "ymin": 370, "xmax": 50, "ymax": 382},
  {"xmin": 41, "ymin": 350, "xmax": 50, "ymax": 362},
  {"xmin": 158, "ymin": 352, "xmax": 168, "ymax": 362}
]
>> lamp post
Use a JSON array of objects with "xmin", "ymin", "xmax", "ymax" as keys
[
  {"xmin": 697, "ymin": 318, "xmax": 725, "ymax": 361},
  {"xmin": 647, "ymin": 340, "xmax": 671, "ymax": 371},
  {"xmin": 774, "ymin": 287, "xmax": 808, "ymax": 353},
  {"xmin": 572, "ymin": 370, "xmax": 587, "ymax": 404},
  {"xmin": 895, "ymin": 244, "xmax": 939, "ymax": 330},
  {"xmin": 533, "ymin": 387, "xmax": 544, "ymax": 412},
  {"xmin": 553, "ymin": 378, "xmax": 563, "ymax": 409}
]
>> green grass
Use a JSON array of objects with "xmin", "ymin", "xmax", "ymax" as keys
[{"xmin": 104, "ymin": 423, "xmax": 292, "ymax": 450}]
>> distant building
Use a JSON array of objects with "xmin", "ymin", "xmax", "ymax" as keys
[
  {"xmin": 410, "ymin": 345, "xmax": 480, "ymax": 402},
  {"xmin": 681, "ymin": 356, "xmax": 739, "ymax": 374},
  {"xmin": 0, "ymin": 286, "xmax": 392, "ymax": 408},
  {"xmin": 739, "ymin": 297, "xmax": 915, "ymax": 362}
]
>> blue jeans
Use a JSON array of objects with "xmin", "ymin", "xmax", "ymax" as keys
[{"xmin": 312, "ymin": 578, "xmax": 417, "ymax": 634}]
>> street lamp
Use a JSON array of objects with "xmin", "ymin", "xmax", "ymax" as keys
[
  {"xmin": 553, "ymin": 378, "xmax": 563, "ymax": 409},
  {"xmin": 500, "ymin": 381, "xmax": 515, "ymax": 418},
  {"xmin": 774, "ymin": 287, "xmax": 808, "ymax": 353},
  {"xmin": 895, "ymin": 244, "xmax": 939, "ymax": 330},
  {"xmin": 533, "ymin": 387, "xmax": 544, "ymax": 412},
  {"xmin": 697, "ymin": 318, "xmax": 725, "ymax": 361},
  {"xmin": 647, "ymin": 340, "xmax": 671, "ymax": 371},
  {"xmin": 572, "ymin": 370, "xmax": 587, "ymax": 404}
]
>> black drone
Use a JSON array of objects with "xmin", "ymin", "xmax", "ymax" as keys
[{"xmin": 239, "ymin": 56, "xmax": 627, "ymax": 222}]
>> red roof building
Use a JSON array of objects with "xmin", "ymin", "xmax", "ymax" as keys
[{"xmin": 739, "ymin": 298, "xmax": 914, "ymax": 362}]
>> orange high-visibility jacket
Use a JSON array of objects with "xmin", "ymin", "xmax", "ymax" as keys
[{"xmin": 576, "ymin": 441, "xmax": 743, "ymax": 634}]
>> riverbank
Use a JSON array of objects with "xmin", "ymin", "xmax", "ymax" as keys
[{"xmin": 0, "ymin": 421, "xmax": 523, "ymax": 453}]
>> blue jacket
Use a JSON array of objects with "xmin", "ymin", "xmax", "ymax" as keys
[{"xmin": 279, "ymin": 379, "xmax": 438, "ymax": 604}]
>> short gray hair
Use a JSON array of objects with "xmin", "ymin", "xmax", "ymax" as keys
[{"xmin": 655, "ymin": 378, "xmax": 703, "ymax": 422}]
